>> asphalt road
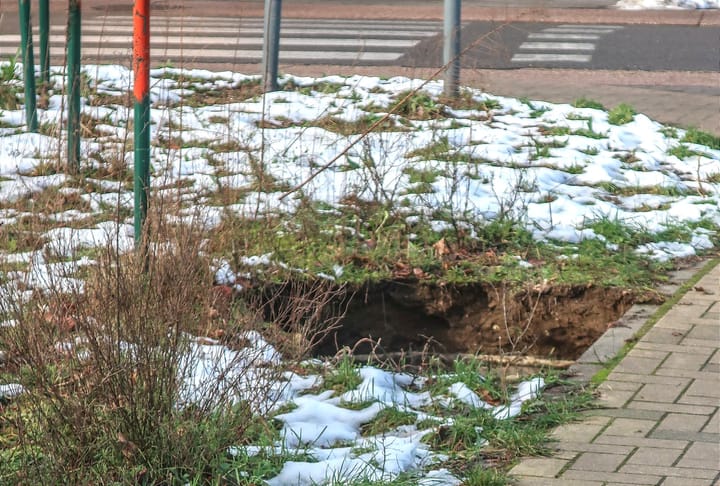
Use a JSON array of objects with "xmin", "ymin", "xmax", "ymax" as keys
[
  {"xmin": 403, "ymin": 22, "xmax": 720, "ymax": 72},
  {"xmin": 1, "ymin": 14, "xmax": 718, "ymax": 72}
]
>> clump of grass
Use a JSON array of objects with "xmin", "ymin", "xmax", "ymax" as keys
[
  {"xmin": 440, "ymin": 89, "xmax": 501, "ymax": 112},
  {"xmin": 572, "ymin": 97, "xmax": 605, "ymax": 110},
  {"xmin": 313, "ymin": 114, "xmax": 403, "ymax": 135},
  {"xmin": 681, "ymin": 127, "xmax": 720, "ymax": 150},
  {"xmin": 668, "ymin": 144, "xmax": 704, "ymax": 160},
  {"xmin": 361, "ymin": 408, "xmax": 416, "ymax": 436},
  {"xmin": 392, "ymin": 90, "xmax": 443, "ymax": 120},
  {"xmin": 323, "ymin": 354, "xmax": 363, "ymax": 393},
  {"xmin": 608, "ymin": 103, "xmax": 636, "ymax": 125}
]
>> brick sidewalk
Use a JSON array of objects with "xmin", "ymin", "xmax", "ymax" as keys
[{"xmin": 510, "ymin": 261, "xmax": 720, "ymax": 486}]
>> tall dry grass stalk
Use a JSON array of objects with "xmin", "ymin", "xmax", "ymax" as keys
[{"xmin": 0, "ymin": 211, "xmax": 346, "ymax": 483}]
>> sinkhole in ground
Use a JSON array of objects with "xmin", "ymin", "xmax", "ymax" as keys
[{"xmin": 308, "ymin": 281, "xmax": 645, "ymax": 361}]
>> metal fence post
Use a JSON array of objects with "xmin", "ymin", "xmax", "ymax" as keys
[
  {"xmin": 262, "ymin": 0, "xmax": 281, "ymax": 92},
  {"xmin": 133, "ymin": 0, "xmax": 151, "ymax": 245},
  {"xmin": 18, "ymin": 0, "xmax": 38, "ymax": 132},
  {"xmin": 443, "ymin": 0, "xmax": 461, "ymax": 98},
  {"xmin": 67, "ymin": 0, "xmax": 81, "ymax": 173},
  {"xmin": 39, "ymin": 0, "xmax": 50, "ymax": 86}
]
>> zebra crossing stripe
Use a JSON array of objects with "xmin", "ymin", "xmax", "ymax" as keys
[
  {"xmin": 518, "ymin": 42, "xmax": 595, "ymax": 51},
  {"xmin": 1, "ymin": 35, "xmax": 419, "ymax": 49},
  {"xmin": 511, "ymin": 54, "xmax": 592, "ymax": 63},
  {"xmin": 2, "ymin": 17, "xmax": 440, "ymax": 65},
  {"xmin": 528, "ymin": 33, "xmax": 601, "ymax": 40},
  {"xmin": 42, "ymin": 26, "xmax": 438, "ymax": 38},
  {"xmin": 512, "ymin": 24, "xmax": 622, "ymax": 65}
]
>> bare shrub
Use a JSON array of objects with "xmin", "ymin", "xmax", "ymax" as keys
[{"xmin": 0, "ymin": 218, "xmax": 300, "ymax": 483}]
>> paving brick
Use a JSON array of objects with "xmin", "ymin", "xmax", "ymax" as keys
[
  {"xmin": 654, "ymin": 317, "xmax": 693, "ymax": 331},
  {"xmin": 659, "ymin": 352, "xmax": 713, "ymax": 372},
  {"xmin": 655, "ymin": 413, "xmax": 710, "ymax": 434},
  {"xmin": 684, "ymin": 379, "xmax": 720, "ymax": 399},
  {"xmin": 635, "ymin": 342, "xmax": 715, "ymax": 354},
  {"xmin": 665, "ymin": 305, "xmax": 707, "ymax": 321},
  {"xmin": 613, "ymin": 356, "xmax": 663, "ymax": 375},
  {"xmin": 686, "ymin": 317, "xmax": 720, "ymax": 327},
  {"xmin": 626, "ymin": 348, "xmax": 671, "ymax": 360},
  {"xmin": 675, "ymin": 442, "xmax": 720, "ymax": 469},
  {"xmin": 569, "ymin": 452, "xmax": 625, "ymax": 472},
  {"xmin": 659, "ymin": 478, "xmax": 715, "ymax": 486},
  {"xmin": 655, "ymin": 369, "xmax": 720, "ymax": 381},
  {"xmin": 634, "ymin": 382, "xmax": 686, "ymax": 403},
  {"xmin": 593, "ymin": 435, "xmax": 688, "ymax": 450},
  {"xmin": 553, "ymin": 450, "xmax": 577, "ymax": 461},
  {"xmin": 676, "ymin": 395, "xmax": 720, "ymax": 407},
  {"xmin": 651, "ymin": 430, "xmax": 719, "ymax": 443},
  {"xmin": 600, "ymin": 380, "xmax": 644, "ymax": 392},
  {"xmin": 597, "ymin": 389, "xmax": 636, "ymax": 409},
  {"xmin": 587, "ymin": 408, "xmax": 665, "ymax": 421},
  {"xmin": 701, "ymin": 362, "xmax": 720, "ymax": 373},
  {"xmin": 643, "ymin": 327, "xmax": 685, "ymax": 345},
  {"xmin": 513, "ymin": 478, "xmax": 604, "ymax": 486},
  {"xmin": 603, "ymin": 418, "xmax": 656, "ymax": 437},
  {"xmin": 626, "ymin": 446, "xmax": 682, "ymax": 466},
  {"xmin": 682, "ymin": 338, "xmax": 720, "ymax": 349},
  {"xmin": 556, "ymin": 441, "xmax": 634, "ymax": 455},
  {"xmin": 619, "ymin": 463, "xmax": 717, "ymax": 479},
  {"xmin": 701, "ymin": 411, "xmax": 719, "ymax": 434},
  {"xmin": 551, "ymin": 417, "xmax": 610, "ymax": 443},
  {"xmin": 607, "ymin": 372, "xmax": 688, "ymax": 386},
  {"xmin": 685, "ymin": 324, "xmax": 720, "ymax": 341},
  {"xmin": 509, "ymin": 457, "xmax": 568, "ymax": 477},
  {"xmin": 581, "ymin": 329, "xmax": 635, "ymax": 363},
  {"xmin": 561, "ymin": 469, "xmax": 661, "ymax": 484},
  {"xmin": 626, "ymin": 401, "xmax": 716, "ymax": 416}
]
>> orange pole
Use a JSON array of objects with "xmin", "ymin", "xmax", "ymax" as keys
[{"xmin": 133, "ymin": 0, "xmax": 150, "ymax": 103}]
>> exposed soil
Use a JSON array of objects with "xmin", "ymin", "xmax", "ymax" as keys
[{"xmin": 314, "ymin": 281, "xmax": 645, "ymax": 360}]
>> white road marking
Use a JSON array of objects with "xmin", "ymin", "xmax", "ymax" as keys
[
  {"xmin": 557, "ymin": 24, "xmax": 623, "ymax": 29},
  {"xmin": 518, "ymin": 42, "xmax": 595, "ymax": 51},
  {"xmin": 511, "ymin": 54, "xmax": 592, "ymax": 62},
  {"xmin": 5, "ymin": 16, "xmax": 441, "ymax": 65},
  {"xmin": 528, "ymin": 33, "xmax": 601, "ymax": 40},
  {"xmin": 44, "ymin": 26, "xmax": 438, "ymax": 38},
  {"xmin": 1, "ymin": 35, "xmax": 418, "ymax": 49},
  {"xmin": 542, "ymin": 27, "xmax": 619, "ymax": 34},
  {"xmin": 1, "ymin": 47, "xmax": 402, "ymax": 62},
  {"xmin": 512, "ymin": 24, "xmax": 622, "ymax": 65}
]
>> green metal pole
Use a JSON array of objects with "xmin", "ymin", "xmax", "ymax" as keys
[
  {"xmin": 262, "ymin": 0, "xmax": 281, "ymax": 92},
  {"xmin": 443, "ymin": 0, "xmax": 461, "ymax": 98},
  {"xmin": 133, "ymin": 0, "xmax": 151, "ymax": 245},
  {"xmin": 67, "ymin": 0, "xmax": 81, "ymax": 173},
  {"xmin": 38, "ymin": 0, "xmax": 50, "ymax": 86},
  {"xmin": 18, "ymin": 0, "xmax": 38, "ymax": 132}
]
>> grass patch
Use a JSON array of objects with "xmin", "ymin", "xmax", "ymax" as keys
[
  {"xmin": 440, "ymin": 89, "xmax": 501, "ymax": 112},
  {"xmin": 313, "ymin": 114, "xmax": 405, "ymax": 135},
  {"xmin": 608, "ymin": 103, "xmax": 636, "ymax": 125},
  {"xmin": 392, "ymin": 90, "xmax": 443, "ymax": 120},
  {"xmin": 572, "ymin": 97, "xmax": 605, "ymax": 110},
  {"xmin": 681, "ymin": 127, "xmax": 720, "ymax": 150},
  {"xmin": 361, "ymin": 408, "xmax": 417, "ymax": 436},
  {"xmin": 668, "ymin": 144, "xmax": 704, "ymax": 160},
  {"xmin": 596, "ymin": 182, "xmax": 692, "ymax": 197}
]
